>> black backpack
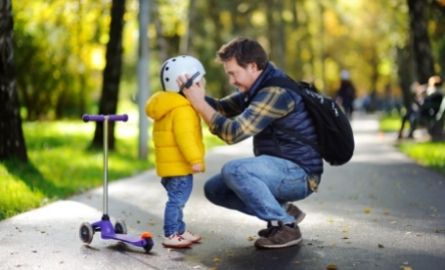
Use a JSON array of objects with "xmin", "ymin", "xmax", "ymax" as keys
[{"xmin": 262, "ymin": 76, "xmax": 355, "ymax": 166}]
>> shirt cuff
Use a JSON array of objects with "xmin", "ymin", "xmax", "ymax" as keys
[{"xmin": 209, "ymin": 111, "xmax": 225, "ymax": 135}]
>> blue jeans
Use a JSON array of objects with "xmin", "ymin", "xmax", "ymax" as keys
[
  {"xmin": 204, "ymin": 155, "xmax": 315, "ymax": 224},
  {"xmin": 161, "ymin": 175, "xmax": 193, "ymax": 237}
]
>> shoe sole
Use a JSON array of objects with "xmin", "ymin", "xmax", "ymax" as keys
[
  {"xmin": 181, "ymin": 235, "xmax": 202, "ymax": 243},
  {"xmin": 186, "ymin": 238, "xmax": 201, "ymax": 243},
  {"xmin": 191, "ymin": 238, "xmax": 202, "ymax": 243},
  {"xmin": 162, "ymin": 243, "xmax": 193, "ymax": 248},
  {"xmin": 255, "ymin": 237, "xmax": 303, "ymax": 249}
]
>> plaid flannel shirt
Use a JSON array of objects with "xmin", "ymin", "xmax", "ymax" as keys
[{"xmin": 207, "ymin": 86, "xmax": 295, "ymax": 144}]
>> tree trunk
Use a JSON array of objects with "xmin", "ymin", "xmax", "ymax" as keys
[
  {"xmin": 407, "ymin": 0, "xmax": 435, "ymax": 84},
  {"xmin": 0, "ymin": 0, "xmax": 28, "ymax": 162},
  {"xmin": 137, "ymin": 0, "xmax": 149, "ymax": 159},
  {"xmin": 318, "ymin": 2, "xmax": 326, "ymax": 90},
  {"xmin": 396, "ymin": 45, "xmax": 414, "ymax": 110},
  {"xmin": 92, "ymin": 0, "xmax": 126, "ymax": 150},
  {"xmin": 180, "ymin": 0, "xmax": 196, "ymax": 54},
  {"xmin": 291, "ymin": 0, "xmax": 303, "ymax": 77}
]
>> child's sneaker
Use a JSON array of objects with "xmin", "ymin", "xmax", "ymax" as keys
[
  {"xmin": 162, "ymin": 234, "xmax": 193, "ymax": 248},
  {"xmin": 180, "ymin": 231, "xmax": 202, "ymax": 243}
]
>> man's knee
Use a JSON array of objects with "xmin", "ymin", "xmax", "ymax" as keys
[
  {"xmin": 203, "ymin": 180, "xmax": 214, "ymax": 201},
  {"xmin": 221, "ymin": 160, "xmax": 244, "ymax": 187}
]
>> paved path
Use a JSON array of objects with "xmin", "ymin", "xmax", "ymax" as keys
[{"xmin": 1, "ymin": 112, "xmax": 445, "ymax": 270}]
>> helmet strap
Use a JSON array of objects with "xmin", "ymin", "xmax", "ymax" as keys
[{"xmin": 179, "ymin": 71, "xmax": 201, "ymax": 91}]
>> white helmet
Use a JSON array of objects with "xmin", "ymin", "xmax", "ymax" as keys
[{"xmin": 160, "ymin": 55, "xmax": 206, "ymax": 92}]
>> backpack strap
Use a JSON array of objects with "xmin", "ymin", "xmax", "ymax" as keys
[
  {"xmin": 262, "ymin": 76, "xmax": 318, "ymax": 95},
  {"xmin": 262, "ymin": 76, "xmax": 321, "ymax": 153}
]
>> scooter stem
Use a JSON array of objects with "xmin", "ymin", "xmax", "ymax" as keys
[{"xmin": 103, "ymin": 118, "xmax": 109, "ymax": 215}]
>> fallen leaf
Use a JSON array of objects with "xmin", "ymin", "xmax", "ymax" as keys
[
  {"xmin": 378, "ymin": 243, "xmax": 384, "ymax": 248},
  {"xmin": 363, "ymin": 208, "xmax": 372, "ymax": 214},
  {"xmin": 326, "ymin": 263, "xmax": 337, "ymax": 270},
  {"xmin": 247, "ymin": 236, "xmax": 256, "ymax": 241}
]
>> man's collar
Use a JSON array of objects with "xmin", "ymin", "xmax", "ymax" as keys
[
  {"xmin": 245, "ymin": 63, "xmax": 273, "ymax": 94},
  {"xmin": 243, "ymin": 62, "xmax": 275, "ymax": 102}
]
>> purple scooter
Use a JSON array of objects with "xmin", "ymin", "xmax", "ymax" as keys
[{"xmin": 79, "ymin": 114, "xmax": 154, "ymax": 253}]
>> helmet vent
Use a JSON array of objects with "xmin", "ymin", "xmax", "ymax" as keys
[{"xmin": 160, "ymin": 55, "xmax": 205, "ymax": 92}]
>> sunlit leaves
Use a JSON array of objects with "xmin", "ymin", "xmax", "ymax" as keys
[
  {"xmin": 158, "ymin": 0, "xmax": 188, "ymax": 36},
  {"xmin": 251, "ymin": 10, "xmax": 266, "ymax": 27},
  {"xmin": 13, "ymin": 0, "xmax": 112, "ymax": 120},
  {"xmin": 12, "ymin": 0, "xmax": 444, "ymax": 119}
]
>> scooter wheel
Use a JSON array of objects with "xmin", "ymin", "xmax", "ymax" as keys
[
  {"xmin": 114, "ymin": 220, "xmax": 127, "ymax": 234},
  {"xmin": 79, "ymin": 222, "xmax": 94, "ymax": 244},
  {"xmin": 143, "ymin": 237, "xmax": 154, "ymax": 253}
]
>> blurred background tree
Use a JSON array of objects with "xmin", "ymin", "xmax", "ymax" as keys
[
  {"xmin": 6, "ymin": 0, "xmax": 445, "ymax": 158},
  {"xmin": 91, "ymin": 0, "xmax": 126, "ymax": 150}
]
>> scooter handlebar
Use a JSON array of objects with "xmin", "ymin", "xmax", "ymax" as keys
[{"xmin": 82, "ymin": 114, "xmax": 128, "ymax": 122}]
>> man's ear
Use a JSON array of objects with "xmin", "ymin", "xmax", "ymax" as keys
[{"xmin": 247, "ymin": 62, "xmax": 258, "ymax": 72}]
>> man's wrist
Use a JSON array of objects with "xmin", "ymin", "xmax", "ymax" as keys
[{"xmin": 196, "ymin": 102, "xmax": 216, "ymax": 125}]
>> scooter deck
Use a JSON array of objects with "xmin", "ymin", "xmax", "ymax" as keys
[{"xmin": 103, "ymin": 233, "xmax": 146, "ymax": 246}]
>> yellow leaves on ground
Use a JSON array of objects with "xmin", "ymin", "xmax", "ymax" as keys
[{"xmin": 363, "ymin": 207, "xmax": 372, "ymax": 214}]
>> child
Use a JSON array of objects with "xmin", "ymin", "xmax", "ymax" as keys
[{"xmin": 145, "ymin": 55, "xmax": 206, "ymax": 248}]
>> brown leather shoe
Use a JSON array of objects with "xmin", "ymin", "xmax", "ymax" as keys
[
  {"xmin": 255, "ymin": 224, "xmax": 302, "ymax": 249},
  {"xmin": 257, "ymin": 204, "xmax": 306, "ymax": 237}
]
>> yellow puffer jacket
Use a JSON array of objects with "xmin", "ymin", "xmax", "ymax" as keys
[{"xmin": 145, "ymin": 91, "xmax": 205, "ymax": 177}]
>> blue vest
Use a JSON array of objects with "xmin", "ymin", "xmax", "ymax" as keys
[{"xmin": 246, "ymin": 64, "xmax": 323, "ymax": 175}]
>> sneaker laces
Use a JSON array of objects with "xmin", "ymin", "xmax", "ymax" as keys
[
  {"xmin": 266, "ymin": 222, "xmax": 296, "ymax": 237},
  {"xmin": 168, "ymin": 234, "xmax": 186, "ymax": 241},
  {"xmin": 265, "ymin": 226, "xmax": 282, "ymax": 237}
]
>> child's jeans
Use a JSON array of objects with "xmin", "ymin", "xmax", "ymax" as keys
[{"xmin": 161, "ymin": 175, "xmax": 193, "ymax": 237}]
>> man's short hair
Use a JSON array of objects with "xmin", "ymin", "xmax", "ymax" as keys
[{"xmin": 216, "ymin": 37, "xmax": 268, "ymax": 70}]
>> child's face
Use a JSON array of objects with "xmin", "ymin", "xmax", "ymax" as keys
[{"xmin": 198, "ymin": 77, "xmax": 206, "ymax": 89}]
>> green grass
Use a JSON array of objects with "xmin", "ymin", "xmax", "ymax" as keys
[
  {"xmin": 398, "ymin": 141, "xmax": 445, "ymax": 175},
  {"xmin": 379, "ymin": 114, "xmax": 445, "ymax": 175},
  {"xmin": 379, "ymin": 114, "xmax": 402, "ymax": 133},
  {"xmin": 0, "ymin": 119, "xmax": 224, "ymax": 220}
]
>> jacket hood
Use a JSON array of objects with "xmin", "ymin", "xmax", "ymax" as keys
[{"xmin": 146, "ymin": 91, "xmax": 191, "ymax": 120}]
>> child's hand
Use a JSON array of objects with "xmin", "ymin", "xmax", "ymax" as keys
[{"xmin": 192, "ymin": 163, "xmax": 203, "ymax": 173}]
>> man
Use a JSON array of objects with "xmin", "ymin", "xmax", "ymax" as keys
[
  {"xmin": 335, "ymin": 70, "xmax": 356, "ymax": 120},
  {"xmin": 179, "ymin": 37, "xmax": 323, "ymax": 249}
]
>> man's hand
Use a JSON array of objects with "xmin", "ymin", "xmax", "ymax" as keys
[
  {"xmin": 177, "ymin": 75, "xmax": 216, "ymax": 125},
  {"xmin": 177, "ymin": 75, "xmax": 206, "ymax": 111}
]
